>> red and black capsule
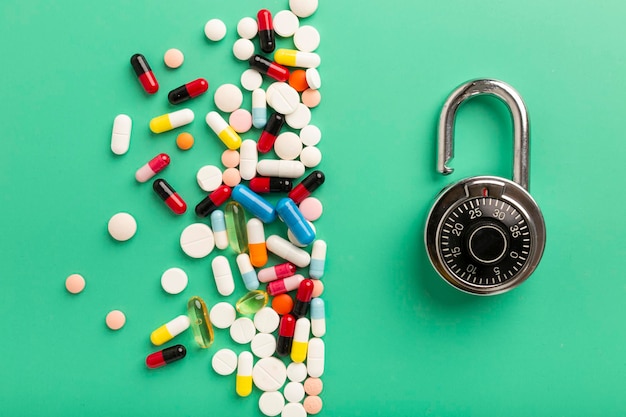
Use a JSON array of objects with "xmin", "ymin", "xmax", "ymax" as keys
[
  {"xmin": 257, "ymin": 9, "xmax": 275, "ymax": 53},
  {"xmin": 249, "ymin": 55, "xmax": 289, "ymax": 82},
  {"xmin": 130, "ymin": 53, "xmax": 159, "ymax": 94},
  {"xmin": 258, "ymin": 112, "xmax": 286, "ymax": 153},
  {"xmin": 146, "ymin": 344, "xmax": 186, "ymax": 369},
  {"xmin": 288, "ymin": 170, "xmax": 325, "ymax": 204},
  {"xmin": 168, "ymin": 78, "xmax": 209, "ymax": 105},
  {"xmin": 276, "ymin": 314, "xmax": 296, "ymax": 356},
  {"xmin": 195, "ymin": 185, "xmax": 232, "ymax": 217},
  {"xmin": 293, "ymin": 279, "xmax": 314, "ymax": 318},
  {"xmin": 250, "ymin": 177, "xmax": 293, "ymax": 193},
  {"xmin": 153, "ymin": 178, "xmax": 187, "ymax": 215}
]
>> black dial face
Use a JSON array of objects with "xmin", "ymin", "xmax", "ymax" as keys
[{"xmin": 438, "ymin": 197, "xmax": 532, "ymax": 287}]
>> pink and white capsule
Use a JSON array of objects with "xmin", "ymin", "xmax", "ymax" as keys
[{"xmin": 135, "ymin": 153, "xmax": 171, "ymax": 182}]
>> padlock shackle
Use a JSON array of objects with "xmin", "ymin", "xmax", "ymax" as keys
[{"xmin": 438, "ymin": 79, "xmax": 530, "ymax": 191}]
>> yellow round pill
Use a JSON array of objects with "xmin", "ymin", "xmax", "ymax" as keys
[{"xmin": 176, "ymin": 132, "xmax": 194, "ymax": 150}]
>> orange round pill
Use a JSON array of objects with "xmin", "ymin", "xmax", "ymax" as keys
[
  {"xmin": 304, "ymin": 377, "xmax": 323, "ymax": 395},
  {"xmin": 289, "ymin": 69, "xmax": 309, "ymax": 92},
  {"xmin": 176, "ymin": 132, "xmax": 194, "ymax": 150},
  {"xmin": 271, "ymin": 294, "xmax": 294, "ymax": 315},
  {"xmin": 65, "ymin": 273, "xmax": 85, "ymax": 294},
  {"xmin": 105, "ymin": 310, "xmax": 126, "ymax": 330}
]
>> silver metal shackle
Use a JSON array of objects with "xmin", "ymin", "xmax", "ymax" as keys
[{"xmin": 437, "ymin": 79, "xmax": 530, "ymax": 191}]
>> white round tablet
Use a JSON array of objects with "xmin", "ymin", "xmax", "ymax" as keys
[
  {"xmin": 180, "ymin": 223, "xmax": 215, "ymax": 258},
  {"xmin": 299, "ymin": 124, "xmax": 321, "ymax": 146},
  {"xmin": 289, "ymin": 0, "xmax": 318, "ymax": 18},
  {"xmin": 233, "ymin": 38, "xmax": 255, "ymax": 61},
  {"xmin": 281, "ymin": 402, "xmax": 307, "ymax": 417},
  {"xmin": 287, "ymin": 362, "xmax": 308, "ymax": 382},
  {"xmin": 214, "ymin": 84, "xmax": 243, "ymax": 113},
  {"xmin": 285, "ymin": 104, "xmax": 311, "ymax": 129},
  {"xmin": 210, "ymin": 302, "xmax": 237, "ymax": 329},
  {"xmin": 230, "ymin": 317, "xmax": 256, "ymax": 344},
  {"xmin": 196, "ymin": 165, "xmax": 223, "ymax": 192},
  {"xmin": 204, "ymin": 18, "xmax": 227, "ymax": 41},
  {"xmin": 251, "ymin": 333, "xmax": 277, "ymax": 358},
  {"xmin": 283, "ymin": 381, "xmax": 305, "ymax": 403},
  {"xmin": 253, "ymin": 357, "xmax": 288, "ymax": 392},
  {"xmin": 299, "ymin": 146, "xmax": 322, "ymax": 168},
  {"xmin": 160, "ymin": 267, "xmax": 188, "ymax": 294},
  {"xmin": 237, "ymin": 17, "xmax": 258, "ymax": 39},
  {"xmin": 254, "ymin": 307, "xmax": 280, "ymax": 333},
  {"xmin": 266, "ymin": 82, "xmax": 300, "ymax": 115},
  {"xmin": 108, "ymin": 212, "xmax": 137, "ymax": 241},
  {"xmin": 241, "ymin": 69, "xmax": 263, "ymax": 91},
  {"xmin": 259, "ymin": 391, "xmax": 285, "ymax": 417},
  {"xmin": 273, "ymin": 10, "xmax": 299, "ymax": 37},
  {"xmin": 212, "ymin": 348, "xmax": 238, "ymax": 375},
  {"xmin": 274, "ymin": 132, "xmax": 303, "ymax": 160},
  {"xmin": 305, "ymin": 68, "xmax": 321, "ymax": 90},
  {"xmin": 288, "ymin": 221, "xmax": 316, "ymax": 247},
  {"xmin": 293, "ymin": 25, "xmax": 320, "ymax": 52}
]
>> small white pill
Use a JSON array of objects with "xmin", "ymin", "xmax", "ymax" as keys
[
  {"xmin": 212, "ymin": 348, "xmax": 238, "ymax": 375},
  {"xmin": 307, "ymin": 337, "xmax": 324, "ymax": 377},
  {"xmin": 180, "ymin": 223, "xmax": 215, "ymax": 258},
  {"xmin": 286, "ymin": 362, "xmax": 308, "ymax": 383},
  {"xmin": 233, "ymin": 38, "xmax": 255, "ymax": 60},
  {"xmin": 289, "ymin": 0, "xmax": 318, "ymax": 18},
  {"xmin": 294, "ymin": 25, "xmax": 320, "ymax": 52},
  {"xmin": 266, "ymin": 82, "xmax": 300, "ymax": 115},
  {"xmin": 274, "ymin": 132, "xmax": 303, "ymax": 160},
  {"xmin": 257, "ymin": 160, "xmax": 305, "ymax": 178},
  {"xmin": 285, "ymin": 104, "xmax": 311, "ymax": 129},
  {"xmin": 259, "ymin": 391, "xmax": 285, "ymax": 417},
  {"xmin": 160, "ymin": 267, "xmax": 188, "ymax": 294},
  {"xmin": 251, "ymin": 333, "xmax": 277, "ymax": 358},
  {"xmin": 266, "ymin": 235, "xmax": 311, "ymax": 267},
  {"xmin": 212, "ymin": 255, "xmax": 235, "ymax": 296},
  {"xmin": 237, "ymin": 17, "xmax": 258, "ymax": 39},
  {"xmin": 254, "ymin": 307, "xmax": 280, "ymax": 333},
  {"xmin": 283, "ymin": 381, "xmax": 305, "ymax": 403},
  {"xmin": 253, "ymin": 357, "xmax": 287, "ymax": 392},
  {"xmin": 299, "ymin": 124, "xmax": 321, "ymax": 146},
  {"xmin": 230, "ymin": 317, "xmax": 256, "ymax": 344},
  {"xmin": 214, "ymin": 84, "xmax": 243, "ymax": 113},
  {"xmin": 239, "ymin": 139, "xmax": 258, "ymax": 181},
  {"xmin": 299, "ymin": 146, "xmax": 322, "ymax": 168},
  {"xmin": 305, "ymin": 68, "xmax": 321, "ymax": 90},
  {"xmin": 210, "ymin": 302, "xmax": 237, "ymax": 329},
  {"xmin": 273, "ymin": 10, "xmax": 299, "ymax": 37},
  {"xmin": 241, "ymin": 69, "xmax": 263, "ymax": 91},
  {"xmin": 107, "ymin": 212, "xmax": 137, "ymax": 241},
  {"xmin": 204, "ymin": 18, "xmax": 227, "ymax": 41},
  {"xmin": 111, "ymin": 114, "xmax": 131, "ymax": 155},
  {"xmin": 196, "ymin": 165, "xmax": 223, "ymax": 192},
  {"xmin": 281, "ymin": 402, "xmax": 307, "ymax": 417}
]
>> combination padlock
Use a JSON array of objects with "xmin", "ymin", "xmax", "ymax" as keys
[{"xmin": 425, "ymin": 79, "xmax": 546, "ymax": 295}]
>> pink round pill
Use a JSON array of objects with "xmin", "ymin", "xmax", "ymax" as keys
[
  {"xmin": 299, "ymin": 197, "xmax": 323, "ymax": 221},
  {"xmin": 301, "ymin": 88, "xmax": 321, "ymax": 108},
  {"xmin": 311, "ymin": 279, "xmax": 324, "ymax": 297},
  {"xmin": 164, "ymin": 48, "xmax": 184, "ymax": 69},
  {"xmin": 65, "ymin": 273, "xmax": 85, "ymax": 294},
  {"xmin": 222, "ymin": 168, "xmax": 241, "ymax": 187},
  {"xmin": 221, "ymin": 150, "xmax": 240, "ymax": 168},
  {"xmin": 105, "ymin": 310, "xmax": 126, "ymax": 330},
  {"xmin": 229, "ymin": 109, "xmax": 253, "ymax": 133},
  {"xmin": 304, "ymin": 377, "xmax": 323, "ymax": 395},
  {"xmin": 303, "ymin": 396, "xmax": 323, "ymax": 414}
]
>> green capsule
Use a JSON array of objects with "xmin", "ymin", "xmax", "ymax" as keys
[
  {"xmin": 225, "ymin": 201, "xmax": 249, "ymax": 254},
  {"xmin": 187, "ymin": 296, "xmax": 214, "ymax": 348},
  {"xmin": 236, "ymin": 290, "xmax": 269, "ymax": 315}
]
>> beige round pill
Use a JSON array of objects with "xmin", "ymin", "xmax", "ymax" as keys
[
  {"xmin": 303, "ymin": 396, "xmax": 323, "ymax": 414},
  {"xmin": 164, "ymin": 48, "xmax": 184, "ymax": 68},
  {"xmin": 108, "ymin": 212, "xmax": 137, "ymax": 241},
  {"xmin": 302, "ymin": 88, "xmax": 321, "ymax": 108},
  {"xmin": 65, "ymin": 274, "xmax": 85, "ymax": 294},
  {"xmin": 311, "ymin": 279, "xmax": 324, "ymax": 297},
  {"xmin": 105, "ymin": 310, "xmax": 126, "ymax": 330},
  {"xmin": 303, "ymin": 377, "xmax": 323, "ymax": 395},
  {"xmin": 222, "ymin": 168, "xmax": 241, "ymax": 187},
  {"xmin": 221, "ymin": 150, "xmax": 240, "ymax": 168}
]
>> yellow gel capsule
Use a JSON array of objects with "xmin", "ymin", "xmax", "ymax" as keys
[
  {"xmin": 150, "ymin": 315, "xmax": 191, "ymax": 346},
  {"xmin": 225, "ymin": 201, "xmax": 248, "ymax": 254},
  {"xmin": 187, "ymin": 296, "xmax": 214, "ymax": 348},
  {"xmin": 236, "ymin": 352, "xmax": 253, "ymax": 397},
  {"xmin": 149, "ymin": 109, "xmax": 195, "ymax": 134},
  {"xmin": 290, "ymin": 317, "xmax": 310, "ymax": 363}
]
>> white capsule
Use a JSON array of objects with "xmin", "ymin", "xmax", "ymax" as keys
[
  {"xmin": 237, "ymin": 253, "xmax": 259, "ymax": 291},
  {"xmin": 252, "ymin": 89, "xmax": 267, "ymax": 129},
  {"xmin": 306, "ymin": 337, "xmax": 324, "ymax": 377},
  {"xmin": 266, "ymin": 235, "xmax": 311, "ymax": 268},
  {"xmin": 239, "ymin": 139, "xmax": 258, "ymax": 180},
  {"xmin": 237, "ymin": 351, "xmax": 254, "ymax": 382},
  {"xmin": 111, "ymin": 114, "xmax": 131, "ymax": 155},
  {"xmin": 309, "ymin": 240, "xmax": 326, "ymax": 278},
  {"xmin": 257, "ymin": 160, "xmax": 305, "ymax": 178},
  {"xmin": 212, "ymin": 255, "xmax": 235, "ymax": 296}
]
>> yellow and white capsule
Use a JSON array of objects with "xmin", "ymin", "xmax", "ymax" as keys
[
  {"xmin": 206, "ymin": 111, "xmax": 242, "ymax": 150},
  {"xmin": 149, "ymin": 108, "xmax": 194, "ymax": 133},
  {"xmin": 274, "ymin": 49, "xmax": 320, "ymax": 68},
  {"xmin": 290, "ymin": 317, "xmax": 310, "ymax": 363},
  {"xmin": 236, "ymin": 351, "xmax": 253, "ymax": 397},
  {"xmin": 150, "ymin": 315, "xmax": 191, "ymax": 346}
]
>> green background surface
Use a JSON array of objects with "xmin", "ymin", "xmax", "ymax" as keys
[{"xmin": 1, "ymin": 0, "xmax": 625, "ymax": 416}]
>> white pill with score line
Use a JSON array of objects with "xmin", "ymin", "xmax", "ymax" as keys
[
  {"xmin": 253, "ymin": 357, "xmax": 287, "ymax": 392},
  {"xmin": 179, "ymin": 223, "xmax": 215, "ymax": 258},
  {"xmin": 160, "ymin": 267, "xmax": 188, "ymax": 294}
]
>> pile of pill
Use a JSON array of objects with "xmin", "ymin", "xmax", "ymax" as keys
[{"xmin": 67, "ymin": 1, "xmax": 327, "ymax": 416}]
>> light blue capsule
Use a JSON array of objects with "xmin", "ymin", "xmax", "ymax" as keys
[
  {"xmin": 236, "ymin": 254, "xmax": 260, "ymax": 291},
  {"xmin": 252, "ymin": 89, "xmax": 267, "ymax": 129}
]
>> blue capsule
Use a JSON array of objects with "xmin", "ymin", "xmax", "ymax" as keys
[
  {"xmin": 275, "ymin": 198, "xmax": 315, "ymax": 246},
  {"xmin": 231, "ymin": 184, "xmax": 277, "ymax": 223}
]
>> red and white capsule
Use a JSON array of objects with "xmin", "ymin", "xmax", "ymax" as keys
[{"xmin": 136, "ymin": 153, "xmax": 170, "ymax": 183}]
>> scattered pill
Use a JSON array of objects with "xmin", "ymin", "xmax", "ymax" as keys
[
  {"xmin": 276, "ymin": 198, "xmax": 315, "ymax": 246},
  {"xmin": 212, "ymin": 348, "xmax": 238, "ymax": 375},
  {"xmin": 233, "ymin": 38, "xmax": 255, "ymax": 61},
  {"xmin": 253, "ymin": 357, "xmax": 287, "ymax": 392},
  {"xmin": 299, "ymin": 197, "xmax": 323, "ymax": 221},
  {"xmin": 272, "ymin": 293, "xmax": 294, "ymax": 315},
  {"xmin": 168, "ymin": 78, "xmax": 208, "ymax": 105},
  {"xmin": 266, "ymin": 235, "xmax": 311, "ymax": 267},
  {"xmin": 266, "ymin": 82, "xmax": 300, "ymax": 115},
  {"xmin": 225, "ymin": 201, "xmax": 249, "ymax": 253},
  {"xmin": 259, "ymin": 262, "xmax": 297, "ymax": 283},
  {"xmin": 281, "ymin": 402, "xmax": 307, "ymax": 417},
  {"xmin": 232, "ymin": 184, "xmax": 277, "ymax": 223},
  {"xmin": 251, "ymin": 333, "xmax": 277, "ymax": 358},
  {"xmin": 239, "ymin": 139, "xmax": 259, "ymax": 181},
  {"xmin": 106, "ymin": 310, "xmax": 126, "ymax": 330},
  {"xmin": 211, "ymin": 210, "xmax": 229, "ymax": 250},
  {"xmin": 187, "ymin": 296, "xmax": 214, "ymax": 348},
  {"xmin": 230, "ymin": 317, "xmax": 256, "ymax": 344},
  {"xmin": 212, "ymin": 255, "xmax": 235, "ymax": 296},
  {"xmin": 110, "ymin": 114, "xmax": 132, "ymax": 155},
  {"xmin": 299, "ymin": 124, "xmax": 321, "ymax": 146},
  {"xmin": 247, "ymin": 218, "xmax": 268, "ymax": 267},
  {"xmin": 236, "ymin": 351, "xmax": 254, "ymax": 397},
  {"xmin": 221, "ymin": 149, "xmax": 240, "ymax": 168},
  {"xmin": 237, "ymin": 17, "xmax": 258, "ymax": 39},
  {"xmin": 136, "ymin": 153, "xmax": 170, "ymax": 182},
  {"xmin": 163, "ymin": 48, "xmax": 184, "ymax": 69},
  {"xmin": 259, "ymin": 391, "xmax": 285, "ymax": 417},
  {"xmin": 258, "ymin": 112, "xmax": 286, "ymax": 153},
  {"xmin": 305, "ymin": 68, "xmax": 321, "ymax": 89},
  {"xmin": 289, "ymin": 0, "xmax": 318, "ymax": 18},
  {"xmin": 195, "ymin": 184, "xmax": 232, "ymax": 217},
  {"xmin": 206, "ymin": 111, "xmax": 242, "ymax": 150},
  {"xmin": 301, "ymin": 88, "xmax": 321, "ymax": 108},
  {"xmin": 274, "ymin": 49, "xmax": 320, "ymax": 68},
  {"xmin": 214, "ymin": 83, "xmax": 243, "ymax": 113},
  {"xmin": 222, "ymin": 167, "xmax": 242, "ymax": 187},
  {"xmin": 273, "ymin": 10, "xmax": 299, "ymax": 37},
  {"xmin": 229, "ymin": 108, "xmax": 253, "ymax": 133},
  {"xmin": 149, "ymin": 108, "xmax": 194, "ymax": 134},
  {"xmin": 65, "ymin": 273, "xmax": 85, "ymax": 294},
  {"xmin": 288, "ymin": 69, "xmax": 308, "ymax": 92},
  {"xmin": 204, "ymin": 18, "xmax": 227, "ymax": 41},
  {"xmin": 276, "ymin": 314, "xmax": 296, "ymax": 356},
  {"xmin": 303, "ymin": 377, "xmax": 323, "ymax": 395},
  {"xmin": 293, "ymin": 279, "xmax": 314, "ymax": 318},
  {"xmin": 274, "ymin": 132, "xmax": 303, "ymax": 160},
  {"xmin": 254, "ymin": 307, "xmax": 280, "ymax": 333},
  {"xmin": 179, "ymin": 223, "xmax": 215, "ymax": 259},
  {"xmin": 289, "ymin": 170, "xmax": 325, "ymax": 204},
  {"xmin": 293, "ymin": 25, "xmax": 320, "ymax": 52},
  {"xmin": 146, "ymin": 345, "xmax": 186, "ymax": 369},
  {"xmin": 309, "ymin": 240, "xmax": 326, "ymax": 278},
  {"xmin": 303, "ymin": 396, "xmax": 323, "ymax": 415},
  {"xmin": 209, "ymin": 302, "xmax": 237, "ymax": 329},
  {"xmin": 252, "ymin": 89, "xmax": 268, "ymax": 128},
  {"xmin": 284, "ymin": 381, "xmax": 305, "ymax": 403},
  {"xmin": 290, "ymin": 317, "xmax": 310, "ymax": 363},
  {"xmin": 311, "ymin": 279, "xmax": 324, "ymax": 297},
  {"xmin": 176, "ymin": 132, "xmax": 194, "ymax": 150},
  {"xmin": 160, "ymin": 267, "xmax": 188, "ymax": 294},
  {"xmin": 196, "ymin": 165, "xmax": 223, "ymax": 192},
  {"xmin": 150, "ymin": 315, "xmax": 190, "ymax": 345},
  {"xmin": 287, "ymin": 363, "xmax": 308, "ymax": 384},
  {"xmin": 257, "ymin": 160, "xmax": 305, "ymax": 178},
  {"xmin": 107, "ymin": 212, "xmax": 137, "ymax": 241},
  {"xmin": 267, "ymin": 275, "xmax": 305, "ymax": 297},
  {"xmin": 250, "ymin": 177, "xmax": 293, "ymax": 194},
  {"xmin": 153, "ymin": 178, "xmax": 187, "ymax": 214},
  {"xmin": 299, "ymin": 146, "xmax": 322, "ymax": 168},
  {"xmin": 257, "ymin": 9, "xmax": 275, "ymax": 53},
  {"xmin": 241, "ymin": 69, "xmax": 263, "ymax": 91},
  {"xmin": 306, "ymin": 337, "xmax": 324, "ymax": 377},
  {"xmin": 236, "ymin": 290, "xmax": 269, "ymax": 315},
  {"xmin": 237, "ymin": 254, "xmax": 261, "ymax": 291},
  {"xmin": 130, "ymin": 53, "xmax": 158, "ymax": 94},
  {"xmin": 249, "ymin": 55, "xmax": 290, "ymax": 83},
  {"xmin": 287, "ymin": 220, "xmax": 316, "ymax": 247},
  {"xmin": 310, "ymin": 298, "xmax": 325, "ymax": 337}
]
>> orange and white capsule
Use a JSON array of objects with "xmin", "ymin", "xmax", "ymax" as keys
[
  {"xmin": 290, "ymin": 317, "xmax": 310, "ymax": 363},
  {"xmin": 236, "ymin": 351, "xmax": 253, "ymax": 397},
  {"xmin": 206, "ymin": 111, "xmax": 242, "ymax": 150},
  {"xmin": 247, "ymin": 218, "xmax": 268, "ymax": 268}
]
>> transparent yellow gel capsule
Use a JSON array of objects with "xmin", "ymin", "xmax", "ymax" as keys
[
  {"xmin": 225, "ymin": 201, "xmax": 248, "ymax": 254},
  {"xmin": 187, "ymin": 296, "xmax": 214, "ymax": 348},
  {"xmin": 236, "ymin": 290, "xmax": 269, "ymax": 315}
]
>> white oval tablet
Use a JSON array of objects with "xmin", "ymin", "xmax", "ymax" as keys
[
  {"xmin": 283, "ymin": 381, "xmax": 305, "ymax": 403},
  {"xmin": 293, "ymin": 25, "xmax": 320, "ymax": 52},
  {"xmin": 281, "ymin": 402, "xmax": 307, "ymax": 417},
  {"xmin": 196, "ymin": 165, "xmax": 223, "ymax": 192},
  {"xmin": 210, "ymin": 302, "xmax": 237, "ymax": 328},
  {"xmin": 230, "ymin": 317, "xmax": 256, "ymax": 344},
  {"xmin": 286, "ymin": 362, "xmax": 308, "ymax": 383},
  {"xmin": 266, "ymin": 82, "xmax": 300, "ymax": 115},
  {"xmin": 251, "ymin": 333, "xmax": 277, "ymax": 358},
  {"xmin": 254, "ymin": 307, "xmax": 280, "ymax": 333},
  {"xmin": 212, "ymin": 255, "xmax": 235, "ymax": 296},
  {"xmin": 274, "ymin": 132, "xmax": 303, "ymax": 160},
  {"xmin": 214, "ymin": 84, "xmax": 243, "ymax": 113},
  {"xmin": 180, "ymin": 223, "xmax": 215, "ymax": 258},
  {"xmin": 239, "ymin": 139, "xmax": 258, "ymax": 181},
  {"xmin": 108, "ymin": 212, "xmax": 137, "ymax": 241},
  {"xmin": 241, "ymin": 69, "xmax": 263, "ymax": 91},
  {"xmin": 289, "ymin": 0, "xmax": 318, "ymax": 18},
  {"xmin": 299, "ymin": 124, "xmax": 321, "ymax": 146},
  {"xmin": 259, "ymin": 391, "xmax": 285, "ymax": 417},
  {"xmin": 160, "ymin": 267, "xmax": 188, "ymax": 294},
  {"xmin": 273, "ymin": 10, "xmax": 299, "ymax": 37},
  {"xmin": 253, "ymin": 357, "xmax": 287, "ymax": 392},
  {"xmin": 212, "ymin": 348, "xmax": 238, "ymax": 375},
  {"xmin": 237, "ymin": 17, "xmax": 258, "ymax": 39},
  {"xmin": 305, "ymin": 68, "xmax": 321, "ymax": 90},
  {"xmin": 233, "ymin": 38, "xmax": 255, "ymax": 61},
  {"xmin": 285, "ymin": 104, "xmax": 311, "ymax": 129},
  {"xmin": 299, "ymin": 146, "xmax": 322, "ymax": 168},
  {"xmin": 205, "ymin": 18, "xmax": 227, "ymax": 41},
  {"xmin": 111, "ymin": 114, "xmax": 131, "ymax": 155}
]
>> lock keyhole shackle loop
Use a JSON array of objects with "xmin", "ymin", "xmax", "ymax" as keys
[{"xmin": 437, "ymin": 79, "xmax": 530, "ymax": 191}]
